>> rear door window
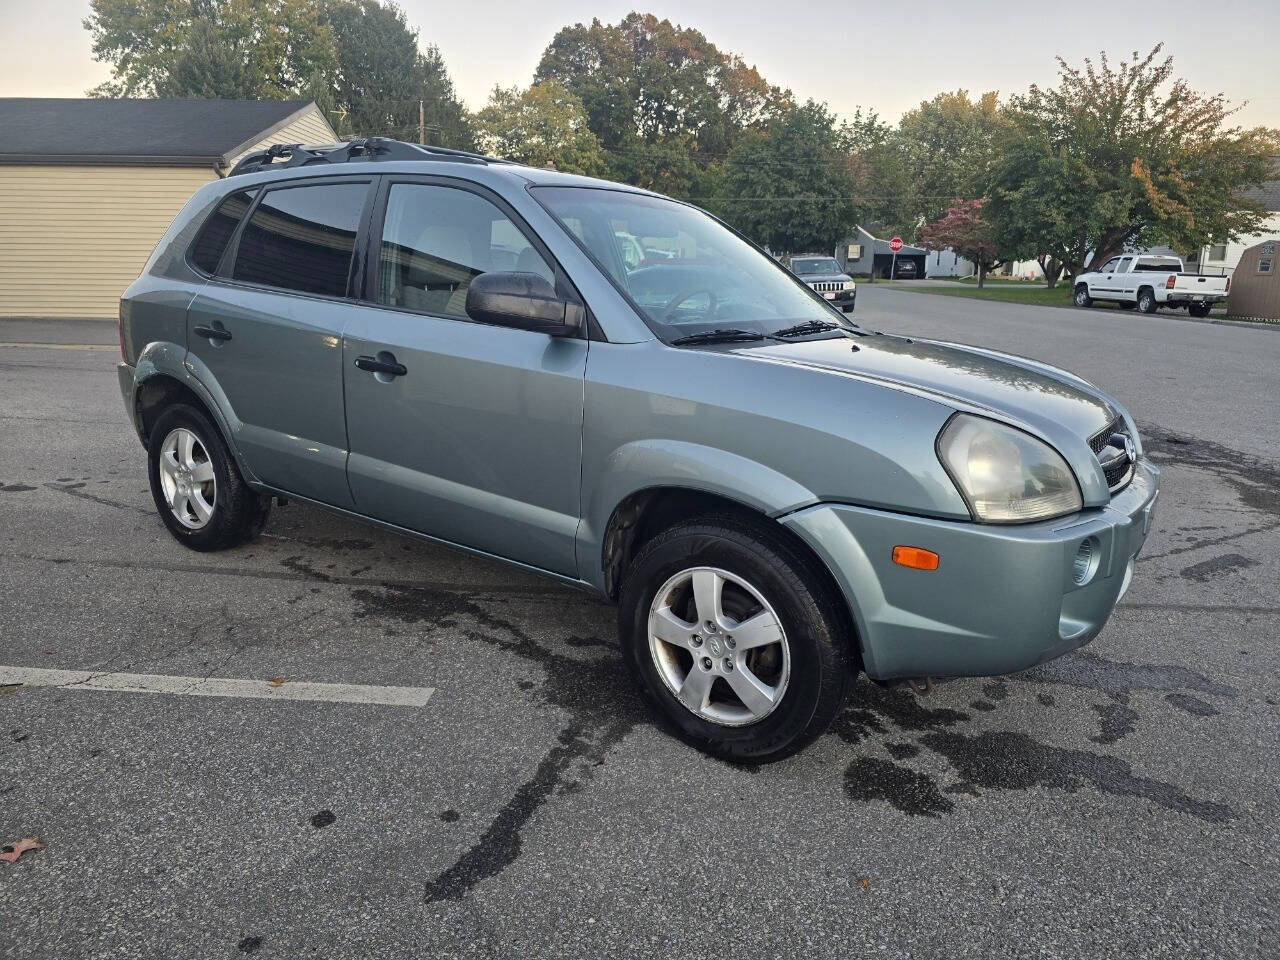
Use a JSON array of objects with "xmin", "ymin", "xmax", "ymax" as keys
[
  {"xmin": 189, "ymin": 189, "xmax": 255, "ymax": 275},
  {"xmin": 232, "ymin": 182, "xmax": 369, "ymax": 298}
]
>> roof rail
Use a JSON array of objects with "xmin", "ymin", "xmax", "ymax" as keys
[{"xmin": 226, "ymin": 137, "xmax": 498, "ymax": 177}]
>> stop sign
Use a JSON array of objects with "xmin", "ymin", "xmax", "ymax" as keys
[{"xmin": 889, "ymin": 236, "xmax": 904, "ymax": 253}]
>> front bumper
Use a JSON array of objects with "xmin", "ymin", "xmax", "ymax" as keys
[
  {"xmin": 811, "ymin": 286, "xmax": 855, "ymax": 307},
  {"xmin": 781, "ymin": 459, "xmax": 1160, "ymax": 679}
]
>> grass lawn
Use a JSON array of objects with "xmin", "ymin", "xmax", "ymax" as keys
[{"xmin": 880, "ymin": 279, "xmax": 1076, "ymax": 308}]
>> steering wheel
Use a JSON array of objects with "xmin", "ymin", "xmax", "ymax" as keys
[{"xmin": 662, "ymin": 288, "xmax": 718, "ymax": 322}]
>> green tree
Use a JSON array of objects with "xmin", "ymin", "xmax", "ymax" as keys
[
  {"xmin": 84, "ymin": 0, "xmax": 337, "ymax": 99},
  {"xmin": 474, "ymin": 81, "xmax": 606, "ymax": 175},
  {"xmin": 896, "ymin": 90, "xmax": 1005, "ymax": 226},
  {"xmin": 535, "ymin": 12, "xmax": 791, "ymax": 194},
  {"xmin": 918, "ymin": 199, "xmax": 1005, "ymax": 288},
  {"xmin": 322, "ymin": 0, "xmax": 472, "ymax": 148},
  {"xmin": 988, "ymin": 44, "xmax": 1280, "ymax": 278},
  {"xmin": 715, "ymin": 101, "xmax": 859, "ymax": 255}
]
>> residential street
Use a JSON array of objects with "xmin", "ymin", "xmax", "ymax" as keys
[{"xmin": 2, "ymin": 288, "xmax": 1277, "ymax": 958}]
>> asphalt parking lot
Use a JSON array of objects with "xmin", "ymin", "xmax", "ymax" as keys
[{"xmin": 2, "ymin": 286, "xmax": 1277, "ymax": 958}]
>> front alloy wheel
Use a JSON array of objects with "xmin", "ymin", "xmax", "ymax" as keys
[
  {"xmin": 619, "ymin": 516, "xmax": 850, "ymax": 762},
  {"xmin": 1074, "ymin": 285, "xmax": 1093, "ymax": 308},
  {"xmin": 648, "ymin": 566, "xmax": 790, "ymax": 726}
]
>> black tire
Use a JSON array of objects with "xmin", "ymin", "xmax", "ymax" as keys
[
  {"xmin": 147, "ymin": 403, "xmax": 271, "ymax": 551},
  {"xmin": 1073, "ymin": 284, "xmax": 1093, "ymax": 308},
  {"xmin": 618, "ymin": 515, "xmax": 851, "ymax": 763},
  {"xmin": 1188, "ymin": 303, "xmax": 1211, "ymax": 318},
  {"xmin": 1136, "ymin": 287, "xmax": 1158, "ymax": 313},
  {"xmin": 841, "ymin": 304, "xmax": 854, "ymax": 313},
  {"xmin": 1118, "ymin": 301, "xmax": 1136, "ymax": 310}
]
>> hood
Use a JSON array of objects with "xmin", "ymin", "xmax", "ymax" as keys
[
  {"xmin": 733, "ymin": 333, "xmax": 1116, "ymax": 442},
  {"xmin": 797, "ymin": 273, "xmax": 852, "ymax": 283}
]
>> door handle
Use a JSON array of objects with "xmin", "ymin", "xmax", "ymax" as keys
[
  {"xmin": 193, "ymin": 324, "xmax": 232, "ymax": 342},
  {"xmin": 354, "ymin": 354, "xmax": 407, "ymax": 377}
]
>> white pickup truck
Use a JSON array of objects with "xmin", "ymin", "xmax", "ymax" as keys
[{"xmin": 1073, "ymin": 254, "xmax": 1229, "ymax": 317}]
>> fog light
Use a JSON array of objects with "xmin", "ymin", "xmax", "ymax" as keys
[{"xmin": 1072, "ymin": 537, "xmax": 1100, "ymax": 585}]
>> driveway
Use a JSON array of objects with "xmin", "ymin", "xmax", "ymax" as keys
[{"xmin": 1, "ymin": 300, "xmax": 1277, "ymax": 958}]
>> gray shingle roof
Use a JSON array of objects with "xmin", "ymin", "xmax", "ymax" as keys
[
  {"xmin": 0, "ymin": 98, "xmax": 318, "ymax": 166},
  {"xmin": 1241, "ymin": 156, "xmax": 1280, "ymax": 211}
]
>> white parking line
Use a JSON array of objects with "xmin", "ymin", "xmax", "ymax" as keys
[
  {"xmin": 0, "ymin": 665, "xmax": 434, "ymax": 707},
  {"xmin": 0, "ymin": 342, "xmax": 118, "ymax": 351}
]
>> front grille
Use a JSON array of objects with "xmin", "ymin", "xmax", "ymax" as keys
[
  {"xmin": 1089, "ymin": 417, "xmax": 1134, "ymax": 493},
  {"xmin": 1088, "ymin": 418, "xmax": 1118, "ymax": 455},
  {"xmin": 810, "ymin": 281, "xmax": 844, "ymax": 292}
]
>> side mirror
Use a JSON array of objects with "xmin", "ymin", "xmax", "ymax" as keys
[{"xmin": 465, "ymin": 271, "xmax": 583, "ymax": 337}]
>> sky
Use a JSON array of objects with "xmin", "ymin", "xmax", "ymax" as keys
[{"xmin": 2, "ymin": 0, "xmax": 1278, "ymax": 129}]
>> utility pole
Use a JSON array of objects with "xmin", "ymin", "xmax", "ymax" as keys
[{"xmin": 418, "ymin": 100, "xmax": 425, "ymax": 145}]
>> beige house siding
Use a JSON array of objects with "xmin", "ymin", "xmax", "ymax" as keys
[
  {"xmin": 0, "ymin": 164, "xmax": 218, "ymax": 318},
  {"xmin": 0, "ymin": 106, "xmax": 337, "ymax": 319},
  {"xmin": 228, "ymin": 106, "xmax": 337, "ymax": 165}
]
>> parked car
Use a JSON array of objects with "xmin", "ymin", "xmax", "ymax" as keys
[
  {"xmin": 885, "ymin": 259, "xmax": 917, "ymax": 279},
  {"xmin": 117, "ymin": 138, "xmax": 1160, "ymax": 762},
  {"xmin": 1073, "ymin": 254, "xmax": 1229, "ymax": 317},
  {"xmin": 789, "ymin": 255, "xmax": 855, "ymax": 312}
]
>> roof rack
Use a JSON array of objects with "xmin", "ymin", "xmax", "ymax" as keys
[{"xmin": 226, "ymin": 137, "xmax": 498, "ymax": 177}]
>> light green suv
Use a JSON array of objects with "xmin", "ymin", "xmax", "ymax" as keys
[{"xmin": 117, "ymin": 139, "xmax": 1159, "ymax": 761}]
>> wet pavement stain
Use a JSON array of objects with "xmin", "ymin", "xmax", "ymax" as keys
[
  {"xmin": 1089, "ymin": 696, "xmax": 1140, "ymax": 745},
  {"xmin": 310, "ymin": 810, "xmax": 337, "ymax": 829},
  {"xmin": 1142, "ymin": 428, "xmax": 1280, "ymax": 518},
  {"xmin": 1024, "ymin": 650, "xmax": 1237, "ymax": 699},
  {"xmin": 346, "ymin": 582, "xmax": 642, "ymax": 904},
  {"xmin": 1180, "ymin": 553, "xmax": 1260, "ymax": 582},
  {"xmin": 833, "ymin": 654, "xmax": 1236, "ymax": 821},
  {"xmin": 917, "ymin": 730, "xmax": 1233, "ymax": 823},
  {"xmin": 844, "ymin": 757, "xmax": 953, "ymax": 817},
  {"xmin": 1165, "ymin": 692, "xmax": 1220, "ymax": 717}
]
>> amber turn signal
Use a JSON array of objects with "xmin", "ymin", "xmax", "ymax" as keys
[{"xmin": 892, "ymin": 546, "xmax": 939, "ymax": 571}]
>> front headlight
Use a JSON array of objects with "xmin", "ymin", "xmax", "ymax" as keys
[
  {"xmin": 843, "ymin": 280, "xmax": 855, "ymax": 290},
  {"xmin": 937, "ymin": 414, "xmax": 1082, "ymax": 523}
]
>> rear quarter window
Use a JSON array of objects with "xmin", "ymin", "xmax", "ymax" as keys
[{"xmin": 188, "ymin": 189, "xmax": 255, "ymax": 275}]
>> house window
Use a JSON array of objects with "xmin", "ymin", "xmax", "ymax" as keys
[
  {"xmin": 1260, "ymin": 257, "xmax": 1273, "ymax": 275},
  {"xmin": 1208, "ymin": 243, "xmax": 1228, "ymax": 261}
]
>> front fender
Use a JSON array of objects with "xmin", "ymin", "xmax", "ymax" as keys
[{"xmin": 577, "ymin": 438, "xmax": 818, "ymax": 592}]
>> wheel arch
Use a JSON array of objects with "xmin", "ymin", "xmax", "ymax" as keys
[
  {"xmin": 132, "ymin": 351, "xmax": 259, "ymax": 485},
  {"xmin": 598, "ymin": 484, "xmax": 863, "ymax": 671}
]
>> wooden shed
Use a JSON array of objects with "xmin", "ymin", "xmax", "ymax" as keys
[
  {"xmin": 0, "ymin": 98, "xmax": 336, "ymax": 319},
  {"xmin": 1226, "ymin": 238, "xmax": 1280, "ymax": 323}
]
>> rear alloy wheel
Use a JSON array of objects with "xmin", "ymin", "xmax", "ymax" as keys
[
  {"xmin": 619, "ymin": 516, "xmax": 851, "ymax": 762},
  {"xmin": 1136, "ymin": 288, "xmax": 1158, "ymax": 313},
  {"xmin": 1074, "ymin": 285, "xmax": 1093, "ymax": 308},
  {"xmin": 148, "ymin": 404, "xmax": 271, "ymax": 551}
]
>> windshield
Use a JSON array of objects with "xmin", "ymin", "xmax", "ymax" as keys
[
  {"xmin": 792, "ymin": 258, "xmax": 841, "ymax": 275},
  {"xmin": 533, "ymin": 186, "xmax": 851, "ymax": 341}
]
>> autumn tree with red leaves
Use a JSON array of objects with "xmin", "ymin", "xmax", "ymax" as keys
[{"xmin": 919, "ymin": 199, "xmax": 1006, "ymax": 288}]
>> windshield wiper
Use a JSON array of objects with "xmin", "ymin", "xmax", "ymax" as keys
[
  {"xmin": 670, "ymin": 328, "xmax": 766, "ymax": 346},
  {"xmin": 770, "ymin": 319, "xmax": 841, "ymax": 338}
]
